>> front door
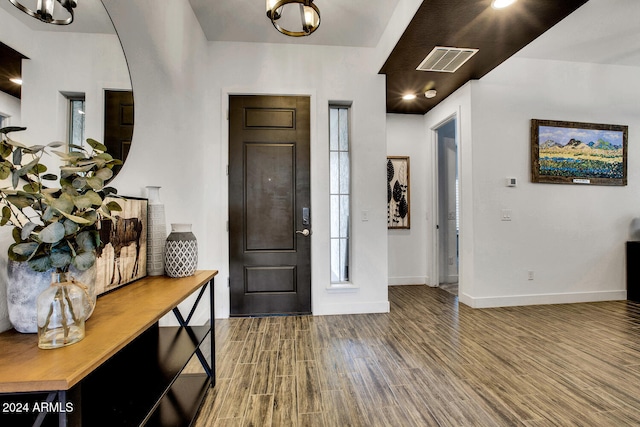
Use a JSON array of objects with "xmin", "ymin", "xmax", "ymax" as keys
[{"xmin": 228, "ymin": 95, "xmax": 311, "ymax": 316}]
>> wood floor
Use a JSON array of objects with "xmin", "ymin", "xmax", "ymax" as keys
[{"xmin": 192, "ymin": 285, "xmax": 640, "ymax": 426}]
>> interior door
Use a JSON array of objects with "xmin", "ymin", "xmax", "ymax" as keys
[
  {"xmin": 104, "ymin": 90, "xmax": 134, "ymax": 166},
  {"xmin": 228, "ymin": 95, "xmax": 311, "ymax": 316}
]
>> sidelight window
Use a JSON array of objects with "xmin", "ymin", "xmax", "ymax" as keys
[
  {"xmin": 329, "ymin": 104, "xmax": 351, "ymax": 283},
  {"xmin": 66, "ymin": 94, "xmax": 85, "ymax": 151}
]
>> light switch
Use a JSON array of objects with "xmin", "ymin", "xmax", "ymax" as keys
[{"xmin": 501, "ymin": 209, "xmax": 512, "ymax": 221}]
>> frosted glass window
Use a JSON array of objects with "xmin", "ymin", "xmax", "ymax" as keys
[
  {"xmin": 68, "ymin": 97, "xmax": 85, "ymax": 151},
  {"xmin": 329, "ymin": 105, "xmax": 350, "ymax": 283}
]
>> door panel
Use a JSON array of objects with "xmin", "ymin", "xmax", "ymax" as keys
[
  {"xmin": 104, "ymin": 90, "xmax": 134, "ymax": 167},
  {"xmin": 229, "ymin": 95, "xmax": 311, "ymax": 316}
]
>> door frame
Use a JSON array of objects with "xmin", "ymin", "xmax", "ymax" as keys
[
  {"xmin": 220, "ymin": 88, "xmax": 317, "ymax": 317},
  {"xmin": 429, "ymin": 111, "xmax": 460, "ymax": 290}
]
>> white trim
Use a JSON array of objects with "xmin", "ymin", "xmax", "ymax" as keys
[
  {"xmin": 314, "ymin": 300, "xmax": 390, "ymax": 316},
  {"xmin": 460, "ymin": 290, "xmax": 627, "ymax": 309},
  {"xmin": 326, "ymin": 284, "xmax": 359, "ymax": 293},
  {"xmin": 388, "ymin": 276, "xmax": 427, "ymax": 286}
]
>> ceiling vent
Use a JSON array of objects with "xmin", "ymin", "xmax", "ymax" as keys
[{"xmin": 416, "ymin": 46, "xmax": 479, "ymax": 73}]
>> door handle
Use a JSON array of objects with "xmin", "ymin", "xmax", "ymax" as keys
[{"xmin": 296, "ymin": 229, "xmax": 311, "ymax": 237}]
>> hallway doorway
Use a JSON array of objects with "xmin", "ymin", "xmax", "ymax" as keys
[{"xmin": 435, "ymin": 118, "xmax": 458, "ymax": 295}]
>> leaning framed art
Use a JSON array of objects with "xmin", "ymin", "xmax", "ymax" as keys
[
  {"xmin": 94, "ymin": 196, "xmax": 148, "ymax": 296},
  {"xmin": 387, "ymin": 156, "xmax": 410, "ymax": 229},
  {"xmin": 531, "ymin": 119, "xmax": 628, "ymax": 186}
]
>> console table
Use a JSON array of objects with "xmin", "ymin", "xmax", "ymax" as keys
[{"xmin": 0, "ymin": 270, "xmax": 217, "ymax": 427}]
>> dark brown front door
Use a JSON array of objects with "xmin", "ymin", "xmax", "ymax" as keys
[
  {"xmin": 228, "ymin": 95, "xmax": 311, "ymax": 316},
  {"xmin": 104, "ymin": 90, "xmax": 134, "ymax": 167}
]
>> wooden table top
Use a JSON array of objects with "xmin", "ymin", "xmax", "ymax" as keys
[{"xmin": 0, "ymin": 270, "xmax": 218, "ymax": 393}]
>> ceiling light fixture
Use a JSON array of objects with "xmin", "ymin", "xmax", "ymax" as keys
[
  {"xmin": 266, "ymin": 0, "xmax": 320, "ymax": 37},
  {"xmin": 402, "ymin": 94, "xmax": 417, "ymax": 101},
  {"xmin": 491, "ymin": 0, "xmax": 517, "ymax": 9},
  {"xmin": 8, "ymin": 0, "xmax": 77, "ymax": 25},
  {"xmin": 425, "ymin": 90, "xmax": 437, "ymax": 99},
  {"xmin": 9, "ymin": 78, "xmax": 23, "ymax": 85}
]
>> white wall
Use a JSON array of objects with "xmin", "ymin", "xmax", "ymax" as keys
[
  {"xmin": 458, "ymin": 57, "xmax": 640, "ymax": 307},
  {"xmin": 0, "ymin": 91, "xmax": 20, "ymax": 125},
  {"xmin": 104, "ymin": 0, "xmax": 391, "ymax": 319},
  {"xmin": 386, "ymin": 114, "xmax": 428, "ymax": 285},
  {"xmin": 208, "ymin": 42, "xmax": 390, "ymax": 316}
]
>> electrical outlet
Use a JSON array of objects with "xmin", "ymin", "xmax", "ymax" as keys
[
  {"xmin": 362, "ymin": 210, "xmax": 369, "ymax": 222},
  {"xmin": 501, "ymin": 209, "xmax": 512, "ymax": 221},
  {"xmin": 448, "ymin": 257, "xmax": 455, "ymax": 265},
  {"xmin": 527, "ymin": 270, "xmax": 534, "ymax": 281}
]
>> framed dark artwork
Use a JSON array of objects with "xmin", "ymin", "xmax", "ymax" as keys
[
  {"xmin": 531, "ymin": 119, "xmax": 628, "ymax": 186},
  {"xmin": 387, "ymin": 156, "xmax": 410, "ymax": 229},
  {"xmin": 95, "ymin": 196, "xmax": 148, "ymax": 296}
]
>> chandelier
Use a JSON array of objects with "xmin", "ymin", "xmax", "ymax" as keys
[
  {"xmin": 266, "ymin": 0, "xmax": 320, "ymax": 37},
  {"xmin": 8, "ymin": 0, "xmax": 77, "ymax": 25}
]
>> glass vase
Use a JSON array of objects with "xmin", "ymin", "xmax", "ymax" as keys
[{"xmin": 37, "ymin": 272, "xmax": 88, "ymax": 349}]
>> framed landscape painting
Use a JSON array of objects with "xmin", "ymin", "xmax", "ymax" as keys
[{"xmin": 531, "ymin": 119, "xmax": 628, "ymax": 186}]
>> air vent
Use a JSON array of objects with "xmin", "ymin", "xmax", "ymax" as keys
[{"xmin": 416, "ymin": 46, "xmax": 479, "ymax": 73}]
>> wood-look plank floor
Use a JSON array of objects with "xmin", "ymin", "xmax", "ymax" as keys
[{"xmin": 192, "ymin": 286, "xmax": 640, "ymax": 426}]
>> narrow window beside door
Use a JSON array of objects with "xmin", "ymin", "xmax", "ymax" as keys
[
  {"xmin": 329, "ymin": 105, "xmax": 351, "ymax": 283},
  {"xmin": 68, "ymin": 96, "xmax": 85, "ymax": 151}
]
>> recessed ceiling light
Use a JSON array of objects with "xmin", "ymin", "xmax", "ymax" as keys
[
  {"xmin": 9, "ymin": 78, "xmax": 22, "ymax": 85},
  {"xmin": 402, "ymin": 94, "xmax": 417, "ymax": 100},
  {"xmin": 492, "ymin": 0, "xmax": 517, "ymax": 9}
]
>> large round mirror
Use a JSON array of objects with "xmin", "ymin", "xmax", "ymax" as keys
[{"xmin": 0, "ymin": 0, "xmax": 133, "ymax": 176}]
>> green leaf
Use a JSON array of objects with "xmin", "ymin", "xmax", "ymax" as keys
[
  {"xmin": 22, "ymin": 182, "xmax": 41, "ymax": 193},
  {"xmin": 6, "ymin": 195, "xmax": 32, "ymax": 209},
  {"xmin": 20, "ymin": 222, "xmax": 38, "ymax": 240},
  {"xmin": 47, "ymin": 141, "xmax": 65, "ymax": 148},
  {"xmin": 29, "ymin": 163, "xmax": 47, "ymax": 174},
  {"xmin": 12, "ymin": 149, "xmax": 22, "ymax": 165},
  {"xmin": 0, "ymin": 126, "xmax": 27, "ymax": 134},
  {"xmin": 73, "ymin": 194, "xmax": 93, "ymax": 210},
  {"xmin": 42, "ymin": 206, "xmax": 55, "ymax": 222},
  {"xmin": 28, "ymin": 255, "xmax": 52, "ymax": 272},
  {"xmin": 106, "ymin": 201, "xmax": 122, "ymax": 212},
  {"xmin": 12, "ymin": 227, "xmax": 21, "ymax": 243},
  {"xmin": 42, "ymin": 173, "xmax": 58, "ymax": 181},
  {"xmin": 95, "ymin": 168, "xmax": 113, "ymax": 181},
  {"xmin": 50, "ymin": 251, "xmax": 72, "ymax": 269},
  {"xmin": 39, "ymin": 221, "xmax": 66, "ymax": 244},
  {"xmin": 17, "ymin": 157, "xmax": 39, "ymax": 177},
  {"xmin": 11, "ymin": 242, "xmax": 39, "ymax": 256},
  {"xmin": 1, "ymin": 206, "xmax": 11, "ymax": 226},
  {"xmin": 0, "ymin": 161, "xmax": 11, "ymax": 180},
  {"xmin": 76, "ymin": 231, "xmax": 96, "ymax": 252},
  {"xmin": 8, "ymin": 243, "xmax": 29, "ymax": 262},
  {"xmin": 63, "ymin": 218, "xmax": 79, "ymax": 236},
  {"xmin": 86, "ymin": 138, "xmax": 107, "ymax": 152},
  {"xmin": 73, "ymin": 251, "xmax": 96, "ymax": 271},
  {"xmin": 59, "ymin": 210, "xmax": 92, "ymax": 224},
  {"xmin": 86, "ymin": 176, "xmax": 104, "ymax": 190},
  {"xmin": 103, "ymin": 187, "xmax": 118, "ymax": 196},
  {"xmin": 23, "ymin": 145, "xmax": 46, "ymax": 154},
  {"xmin": 50, "ymin": 193, "xmax": 75, "ymax": 214},
  {"xmin": 11, "ymin": 170, "xmax": 18, "ymax": 189},
  {"xmin": 72, "ymin": 177, "xmax": 87, "ymax": 189}
]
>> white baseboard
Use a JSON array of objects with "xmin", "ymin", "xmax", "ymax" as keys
[
  {"xmin": 460, "ymin": 290, "xmax": 627, "ymax": 308},
  {"xmin": 388, "ymin": 276, "xmax": 427, "ymax": 286},
  {"xmin": 314, "ymin": 300, "xmax": 390, "ymax": 316}
]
